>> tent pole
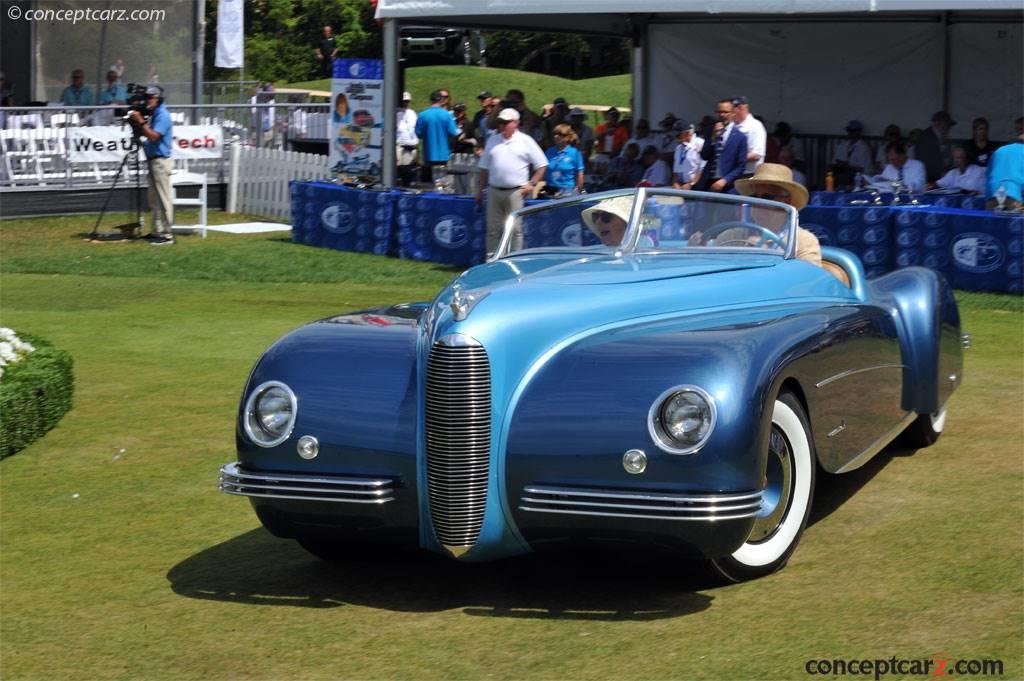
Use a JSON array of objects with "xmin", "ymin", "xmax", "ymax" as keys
[
  {"xmin": 382, "ymin": 18, "xmax": 398, "ymax": 188},
  {"xmin": 630, "ymin": 19, "xmax": 646, "ymax": 125},
  {"xmin": 941, "ymin": 11, "xmax": 951, "ymax": 113}
]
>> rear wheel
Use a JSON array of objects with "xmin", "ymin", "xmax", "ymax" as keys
[
  {"xmin": 899, "ymin": 406, "xmax": 947, "ymax": 448},
  {"xmin": 708, "ymin": 391, "xmax": 815, "ymax": 582}
]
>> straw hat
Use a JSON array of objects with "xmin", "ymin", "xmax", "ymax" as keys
[
  {"xmin": 581, "ymin": 195, "xmax": 635, "ymax": 233},
  {"xmin": 734, "ymin": 163, "xmax": 809, "ymax": 211}
]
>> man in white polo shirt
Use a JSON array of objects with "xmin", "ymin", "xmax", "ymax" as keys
[{"xmin": 476, "ymin": 108, "xmax": 548, "ymax": 255}]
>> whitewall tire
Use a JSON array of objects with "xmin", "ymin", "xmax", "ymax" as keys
[{"xmin": 709, "ymin": 391, "xmax": 815, "ymax": 582}]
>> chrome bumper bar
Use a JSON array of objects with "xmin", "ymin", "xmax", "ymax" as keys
[
  {"xmin": 519, "ymin": 485, "xmax": 763, "ymax": 521},
  {"xmin": 218, "ymin": 463, "xmax": 396, "ymax": 504}
]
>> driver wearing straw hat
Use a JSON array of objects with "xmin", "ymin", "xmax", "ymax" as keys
[{"xmin": 734, "ymin": 163, "xmax": 821, "ymax": 266}]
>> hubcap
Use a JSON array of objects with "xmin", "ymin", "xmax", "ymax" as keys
[{"xmin": 749, "ymin": 426, "xmax": 793, "ymax": 543}]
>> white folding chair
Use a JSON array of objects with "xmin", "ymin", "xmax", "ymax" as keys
[
  {"xmin": 170, "ymin": 162, "xmax": 208, "ymax": 238},
  {"xmin": 0, "ymin": 129, "xmax": 45, "ymax": 185}
]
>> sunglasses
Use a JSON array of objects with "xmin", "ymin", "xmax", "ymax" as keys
[
  {"xmin": 753, "ymin": 192, "xmax": 789, "ymax": 201},
  {"xmin": 593, "ymin": 211, "xmax": 617, "ymax": 224}
]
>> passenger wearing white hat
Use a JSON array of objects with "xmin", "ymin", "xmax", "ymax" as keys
[
  {"xmin": 396, "ymin": 91, "xmax": 419, "ymax": 185},
  {"xmin": 581, "ymin": 195, "xmax": 635, "ymax": 246},
  {"xmin": 477, "ymin": 107, "xmax": 548, "ymax": 255}
]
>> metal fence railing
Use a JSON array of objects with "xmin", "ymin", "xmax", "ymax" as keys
[{"xmin": 0, "ymin": 103, "xmax": 330, "ymax": 190}]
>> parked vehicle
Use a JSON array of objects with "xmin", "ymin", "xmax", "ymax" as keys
[{"xmin": 219, "ymin": 188, "xmax": 964, "ymax": 581}]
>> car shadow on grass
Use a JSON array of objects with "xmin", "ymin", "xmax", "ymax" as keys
[
  {"xmin": 167, "ymin": 530, "xmax": 714, "ymax": 620},
  {"xmin": 808, "ymin": 440, "xmax": 921, "ymax": 528}
]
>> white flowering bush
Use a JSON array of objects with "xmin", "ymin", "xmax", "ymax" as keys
[
  {"xmin": 0, "ymin": 328, "xmax": 74, "ymax": 458},
  {"xmin": 0, "ymin": 327, "xmax": 37, "ymax": 381}
]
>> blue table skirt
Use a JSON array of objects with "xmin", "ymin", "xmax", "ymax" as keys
[
  {"xmin": 290, "ymin": 181, "xmax": 1022, "ymax": 293},
  {"xmin": 810, "ymin": 191, "xmax": 987, "ymax": 211},
  {"xmin": 801, "ymin": 205, "xmax": 1022, "ymax": 293}
]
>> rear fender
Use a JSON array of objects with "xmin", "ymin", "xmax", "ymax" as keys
[{"xmin": 869, "ymin": 267, "xmax": 962, "ymax": 413}]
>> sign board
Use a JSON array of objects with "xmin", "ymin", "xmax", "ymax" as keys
[
  {"xmin": 329, "ymin": 58, "xmax": 384, "ymax": 181},
  {"xmin": 69, "ymin": 125, "xmax": 224, "ymax": 162}
]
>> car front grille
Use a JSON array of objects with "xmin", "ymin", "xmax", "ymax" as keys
[
  {"xmin": 520, "ymin": 485, "xmax": 764, "ymax": 521},
  {"xmin": 218, "ymin": 463, "xmax": 396, "ymax": 503},
  {"xmin": 424, "ymin": 335, "xmax": 491, "ymax": 554}
]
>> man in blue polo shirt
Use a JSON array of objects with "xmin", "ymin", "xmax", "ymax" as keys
[
  {"xmin": 414, "ymin": 89, "xmax": 457, "ymax": 184},
  {"xmin": 129, "ymin": 85, "xmax": 175, "ymax": 245}
]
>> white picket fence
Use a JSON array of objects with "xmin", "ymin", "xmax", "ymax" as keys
[{"xmin": 228, "ymin": 143, "xmax": 329, "ymax": 220}]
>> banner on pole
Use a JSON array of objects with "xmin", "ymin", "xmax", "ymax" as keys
[
  {"xmin": 215, "ymin": 0, "xmax": 244, "ymax": 69},
  {"xmin": 329, "ymin": 59, "xmax": 383, "ymax": 181}
]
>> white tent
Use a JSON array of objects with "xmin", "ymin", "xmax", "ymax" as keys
[{"xmin": 374, "ymin": 1, "xmax": 1023, "ymax": 185}]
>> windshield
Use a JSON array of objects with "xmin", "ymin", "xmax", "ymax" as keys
[{"xmin": 493, "ymin": 188, "xmax": 797, "ymax": 260}]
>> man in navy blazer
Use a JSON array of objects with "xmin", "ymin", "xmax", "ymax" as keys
[{"xmin": 696, "ymin": 99, "xmax": 748, "ymax": 193}]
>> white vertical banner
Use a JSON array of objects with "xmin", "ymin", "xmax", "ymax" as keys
[
  {"xmin": 215, "ymin": 0, "xmax": 244, "ymax": 69},
  {"xmin": 329, "ymin": 59, "xmax": 384, "ymax": 180}
]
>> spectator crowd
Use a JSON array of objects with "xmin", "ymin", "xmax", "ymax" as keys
[{"xmin": 395, "ymin": 86, "xmax": 1024, "ymax": 211}]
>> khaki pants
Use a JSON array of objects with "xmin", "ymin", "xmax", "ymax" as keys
[
  {"xmin": 486, "ymin": 186, "xmax": 524, "ymax": 256},
  {"xmin": 147, "ymin": 156, "xmax": 174, "ymax": 235}
]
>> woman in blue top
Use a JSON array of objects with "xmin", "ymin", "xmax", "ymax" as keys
[{"xmin": 544, "ymin": 124, "xmax": 585, "ymax": 197}]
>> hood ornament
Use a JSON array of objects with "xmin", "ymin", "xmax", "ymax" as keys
[{"xmin": 449, "ymin": 284, "xmax": 488, "ymax": 321}]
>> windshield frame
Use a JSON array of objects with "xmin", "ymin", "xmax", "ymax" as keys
[{"xmin": 490, "ymin": 187, "xmax": 800, "ymax": 261}]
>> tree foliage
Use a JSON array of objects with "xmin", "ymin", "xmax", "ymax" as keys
[
  {"xmin": 206, "ymin": 0, "xmax": 381, "ymax": 84},
  {"xmin": 205, "ymin": 0, "xmax": 628, "ymax": 84}
]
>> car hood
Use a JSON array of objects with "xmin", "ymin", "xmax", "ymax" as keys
[{"xmin": 456, "ymin": 251, "xmax": 780, "ymax": 289}]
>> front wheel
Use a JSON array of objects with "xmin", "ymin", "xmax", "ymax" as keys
[{"xmin": 708, "ymin": 391, "xmax": 816, "ymax": 582}]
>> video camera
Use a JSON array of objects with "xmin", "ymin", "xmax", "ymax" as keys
[{"xmin": 120, "ymin": 83, "xmax": 150, "ymax": 121}]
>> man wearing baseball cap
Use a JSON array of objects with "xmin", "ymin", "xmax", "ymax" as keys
[
  {"xmin": 477, "ymin": 108, "xmax": 548, "ymax": 255},
  {"xmin": 671, "ymin": 119, "xmax": 705, "ymax": 190},
  {"xmin": 129, "ymin": 85, "xmax": 175, "ymax": 245},
  {"xmin": 396, "ymin": 91, "xmax": 418, "ymax": 186}
]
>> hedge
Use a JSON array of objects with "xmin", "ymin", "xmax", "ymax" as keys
[{"xmin": 0, "ymin": 334, "xmax": 74, "ymax": 458}]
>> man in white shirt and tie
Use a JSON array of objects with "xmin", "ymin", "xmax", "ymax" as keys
[
  {"xmin": 936, "ymin": 146, "xmax": 986, "ymax": 194},
  {"xmin": 879, "ymin": 142, "xmax": 927, "ymax": 193}
]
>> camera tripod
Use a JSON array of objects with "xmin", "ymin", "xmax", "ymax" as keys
[{"xmin": 88, "ymin": 136, "xmax": 146, "ymax": 241}]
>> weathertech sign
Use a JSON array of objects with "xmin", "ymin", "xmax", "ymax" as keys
[{"xmin": 69, "ymin": 125, "xmax": 223, "ymax": 162}]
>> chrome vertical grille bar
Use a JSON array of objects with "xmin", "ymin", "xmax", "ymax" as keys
[{"xmin": 424, "ymin": 335, "xmax": 491, "ymax": 555}]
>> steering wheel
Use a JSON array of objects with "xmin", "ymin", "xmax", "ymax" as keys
[{"xmin": 698, "ymin": 221, "xmax": 786, "ymax": 249}]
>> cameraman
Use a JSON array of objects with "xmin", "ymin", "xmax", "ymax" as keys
[{"xmin": 129, "ymin": 85, "xmax": 175, "ymax": 245}]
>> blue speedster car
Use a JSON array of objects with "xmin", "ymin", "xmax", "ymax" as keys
[{"xmin": 219, "ymin": 188, "xmax": 964, "ymax": 581}]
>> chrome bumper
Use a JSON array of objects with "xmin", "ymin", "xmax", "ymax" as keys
[
  {"xmin": 519, "ymin": 485, "xmax": 763, "ymax": 521},
  {"xmin": 218, "ymin": 463, "xmax": 396, "ymax": 504}
]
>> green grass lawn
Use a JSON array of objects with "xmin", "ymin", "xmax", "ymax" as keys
[
  {"xmin": 291, "ymin": 64, "xmax": 632, "ymax": 122},
  {"xmin": 1, "ymin": 215, "xmax": 1021, "ymax": 681}
]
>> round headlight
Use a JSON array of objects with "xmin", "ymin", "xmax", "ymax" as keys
[
  {"xmin": 648, "ymin": 386, "xmax": 716, "ymax": 454},
  {"xmin": 243, "ymin": 381, "xmax": 297, "ymax": 447}
]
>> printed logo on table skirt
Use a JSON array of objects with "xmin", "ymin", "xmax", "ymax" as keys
[
  {"xmin": 863, "ymin": 225, "xmax": 888, "ymax": 245},
  {"xmin": 432, "ymin": 214, "xmax": 469, "ymax": 248},
  {"xmin": 321, "ymin": 204, "xmax": 355, "ymax": 234},
  {"xmin": 896, "ymin": 228, "xmax": 921, "ymax": 248},
  {"xmin": 863, "ymin": 207, "xmax": 886, "ymax": 224},
  {"xmin": 952, "ymin": 233, "xmax": 1004, "ymax": 273},
  {"xmin": 560, "ymin": 221, "xmax": 584, "ymax": 247}
]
